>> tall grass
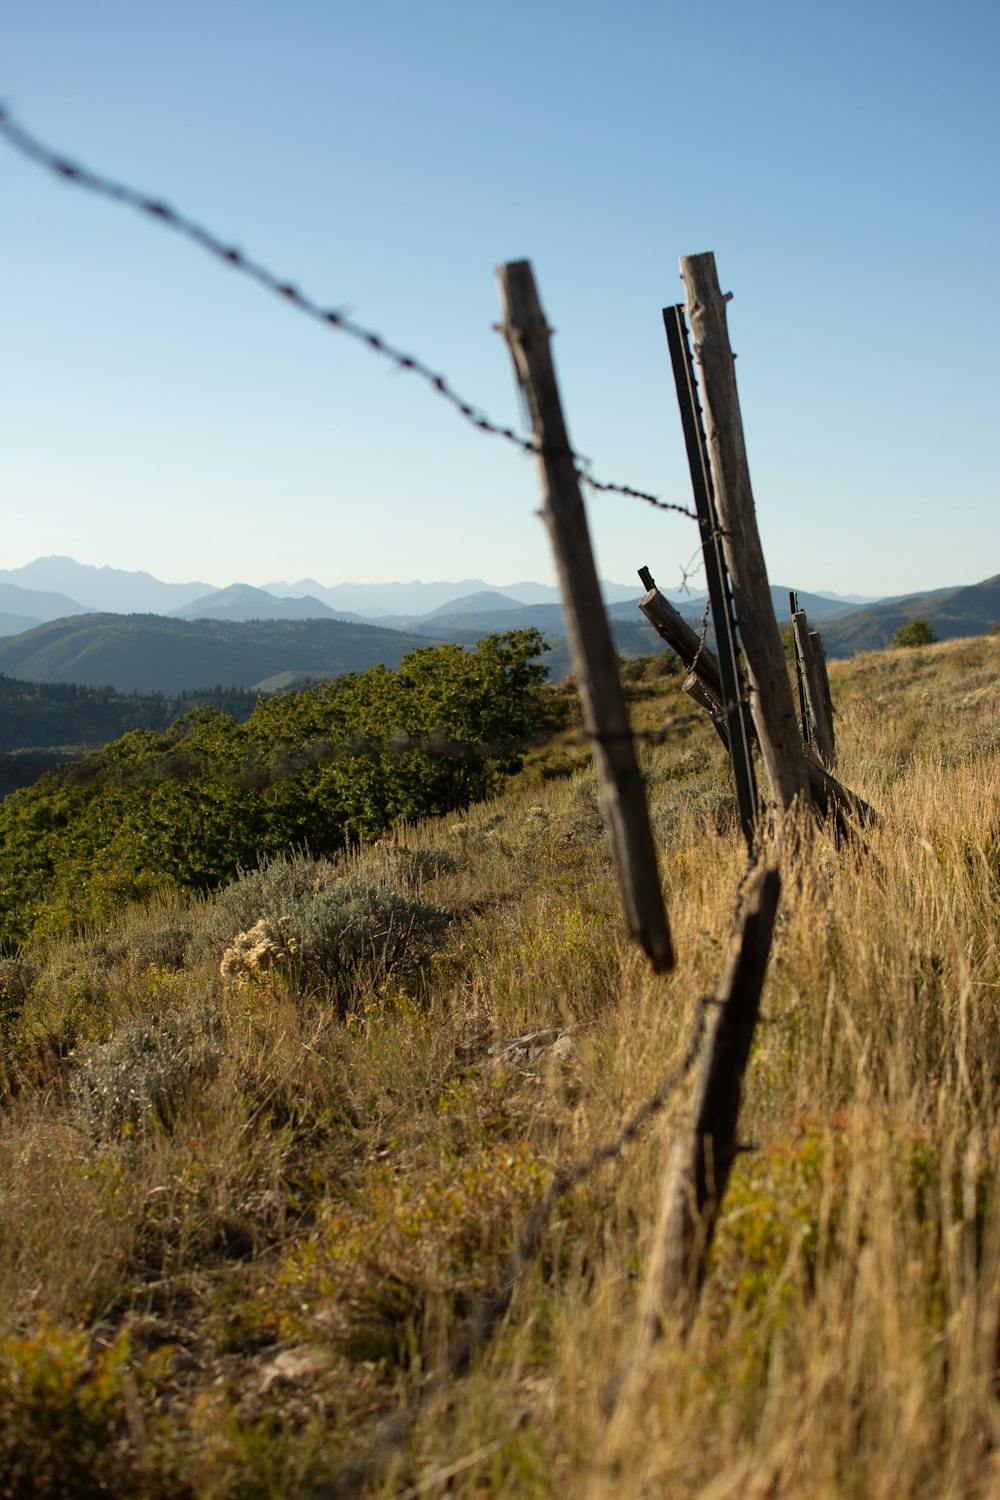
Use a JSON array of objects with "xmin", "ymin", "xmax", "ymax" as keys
[{"xmin": 0, "ymin": 634, "xmax": 997, "ymax": 1496}]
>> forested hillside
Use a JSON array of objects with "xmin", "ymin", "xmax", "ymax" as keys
[
  {"xmin": 819, "ymin": 572, "xmax": 1000, "ymax": 655},
  {"xmin": 0, "ymin": 676, "xmax": 262, "ymax": 798},
  {"xmin": 0, "ymin": 675, "xmax": 260, "ymax": 754}
]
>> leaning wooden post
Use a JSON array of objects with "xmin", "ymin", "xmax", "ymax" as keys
[
  {"xmin": 599, "ymin": 865, "xmax": 781, "ymax": 1462},
  {"xmin": 683, "ymin": 672, "xmax": 730, "ymax": 750},
  {"xmin": 679, "ymin": 254, "xmax": 810, "ymax": 821},
  {"xmin": 638, "ymin": 582, "xmax": 723, "ymax": 697},
  {"xmin": 497, "ymin": 260, "xmax": 674, "ymax": 972}
]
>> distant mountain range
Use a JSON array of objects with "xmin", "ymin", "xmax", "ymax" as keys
[
  {"xmin": 0, "ymin": 559, "xmax": 995, "ymax": 696},
  {"xmin": 259, "ymin": 576, "xmax": 641, "ymax": 616},
  {"xmin": 0, "ymin": 557, "xmax": 215, "ymax": 614},
  {"xmin": 169, "ymin": 583, "xmax": 366, "ymax": 624},
  {"xmin": 0, "ymin": 581, "xmax": 99, "ymax": 634},
  {"xmin": 0, "ymin": 558, "xmax": 640, "ymax": 627}
]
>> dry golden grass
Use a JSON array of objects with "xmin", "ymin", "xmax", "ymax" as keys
[{"xmin": 0, "ymin": 634, "xmax": 997, "ymax": 1496}]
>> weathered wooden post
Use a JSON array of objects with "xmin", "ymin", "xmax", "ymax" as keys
[
  {"xmin": 497, "ymin": 260, "xmax": 674, "ymax": 972},
  {"xmin": 598, "ymin": 865, "xmax": 781, "ymax": 1458},
  {"xmin": 811, "ymin": 628, "xmax": 836, "ymax": 766},
  {"xmin": 638, "ymin": 577, "xmax": 723, "ymax": 695},
  {"xmin": 679, "ymin": 254, "xmax": 811, "ymax": 824},
  {"xmin": 656, "ymin": 865, "xmax": 781, "ymax": 1318},
  {"xmin": 791, "ymin": 609, "xmax": 836, "ymax": 769},
  {"xmin": 660, "ymin": 308, "xmax": 759, "ymax": 848}
]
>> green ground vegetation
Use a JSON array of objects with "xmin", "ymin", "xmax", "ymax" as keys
[
  {"xmin": 0, "ymin": 631, "xmax": 559, "ymax": 945},
  {"xmin": 0, "ymin": 631, "xmax": 997, "ymax": 1497}
]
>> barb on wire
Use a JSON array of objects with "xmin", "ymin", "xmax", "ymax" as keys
[
  {"xmin": 329, "ymin": 997, "xmax": 710, "ymax": 1499},
  {"xmin": 688, "ymin": 596, "xmax": 713, "ymax": 687},
  {"xmin": 0, "ymin": 104, "xmax": 696, "ymax": 522},
  {"xmin": 677, "ymin": 548, "xmax": 706, "ymax": 593}
]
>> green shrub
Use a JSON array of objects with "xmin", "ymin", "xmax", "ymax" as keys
[
  {"xmin": 71, "ymin": 1004, "xmax": 221, "ymax": 1142},
  {"xmin": 0, "ymin": 958, "xmax": 34, "ymax": 1045},
  {"xmin": 0, "ymin": 1324, "xmax": 164, "ymax": 1499},
  {"xmin": 189, "ymin": 853, "xmax": 449, "ymax": 1003},
  {"xmin": 893, "ymin": 618, "xmax": 937, "ymax": 647}
]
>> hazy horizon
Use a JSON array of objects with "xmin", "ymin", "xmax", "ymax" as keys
[{"xmin": 0, "ymin": 552, "xmax": 916, "ymax": 607}]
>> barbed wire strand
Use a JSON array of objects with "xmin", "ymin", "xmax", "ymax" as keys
[
  {"xmin": 0, "ymin": 104, "xmax": 696, "ymax": 522},
  {"xmin": 326, "ymin": 996, "xmax": 711, "ymax": 1500}
]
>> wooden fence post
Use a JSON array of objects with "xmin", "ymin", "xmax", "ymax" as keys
[
  {"xmin": 660, "ymin": 307, "xmax": 759, "ymax": 847},
  {"xmin": 655, "ymin": 866, "xmax": 780, "ymax": 1319},
  {"xmin": 811, "ymin": 628, "xmax": 837, "ymax": 766},
  {"xmin": 598, "ymin": 867, "xmax": 781, "ymax": 1459},
  {"xmin": 791, "ymin": 610, "xmax": 836, "ymax": 769},
  {"xmin": 497, "ymin": 260, "xmax": 674, "ymax": 973},
  {"xmin": 679, "ymin": 254, "xmax": 811, "ymax": 822},
  {"xmin": 638, "ymin": 581, "xmax": 722, "ymax": 695}
]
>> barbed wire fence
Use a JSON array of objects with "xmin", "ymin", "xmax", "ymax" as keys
[{"xmin": 0, "ymin": 104, "xmax": 790, "ymax": 1498}]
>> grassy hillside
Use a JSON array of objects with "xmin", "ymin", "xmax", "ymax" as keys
[
  {"xmin": 820, "ymin": 572, "xmax": 1000, "ymax": 656},
  {"xmin": 0, "ymin": 614, "xmax": 444, "ymax": 695},
  {"xmin": 0, "ymin": 633, "xmax": 997, "ymax": 1496}
]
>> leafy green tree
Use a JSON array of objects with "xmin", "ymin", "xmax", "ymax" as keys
[{"xmin": 892, "ymin": 618, "xmax": 937, "ymax": 648}]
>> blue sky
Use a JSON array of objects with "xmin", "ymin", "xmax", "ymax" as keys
[{"xmin": 3, "ymin": 0, "xmax": 997, "ymax": 597}]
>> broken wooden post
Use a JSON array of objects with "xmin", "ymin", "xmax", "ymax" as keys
[
  {"xmin": 599, "ymin": 865, "xmax": 781, "ymax": 1447},
  {"xmin": 679, "ymin": 254, "xmax": 811, "ymax": 822},
  {"xmin": 638, "ymin": 580, "xmax": 721, "ymax": 697},
  {"xmin": 791, "ymin": 610, "xmax": 835, "ymax": 769},
  {"xmin": 497, "ymin": 260, "xmax": 674, "ymax": 972},
  {"xmin": 658, "ymin": 864, "xmax": 781, "ymax": 1319},
  {"xmin": 683, "ymin": 671, "xmax": 729, "ymax": 749},
  {"xmin": 640, "ymin": 579, "xmax": 875, "ymax": 838}
]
